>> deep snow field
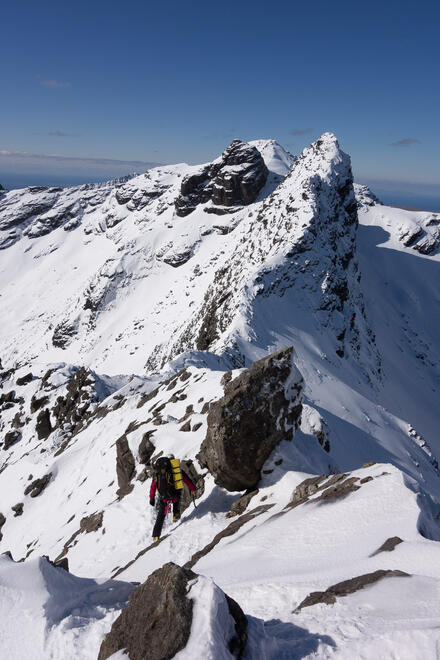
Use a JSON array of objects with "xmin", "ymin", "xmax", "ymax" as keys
[{"xmin": 1, "ymin": 134, "xmax": 440, "ymax": 659}]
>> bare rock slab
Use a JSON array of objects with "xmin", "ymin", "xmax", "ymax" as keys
[{"xmin": 296, "ymin": 569, "xmax": 410, "ymax": 611}]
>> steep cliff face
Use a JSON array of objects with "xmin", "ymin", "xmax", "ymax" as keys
[{"xmin": 175, "ymin": 138, "xmax": 269, "ymax": 216}]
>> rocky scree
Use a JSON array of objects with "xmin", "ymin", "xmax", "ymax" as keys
[{"xmin": 198, "ymin": 346, "xmax": 303, "ymax": 491}]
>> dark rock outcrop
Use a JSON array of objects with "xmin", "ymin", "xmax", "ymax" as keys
[
  {"xmin": 197, "ymin": 347, "xmax": 303, "ymax": 491},
  {"xmin": 3, "ymin": 430, "xmax": 21, "ymax": 450},
  {"xmin": 43, "ymin": 555, "xmax": 69, "ymax": 571},
  {"xmin": 30, "ymin": 394, "xmax": 49, "ymax": 413},
  {"xmin": 295, "ymin": 569, "xmax": 410, "ymax": 611},
  {"xmin": 138, "ymin": 432, "xmax": 155, "ymax": 464},
  {"xmin": 371, "ymin": 536, "xmax": 404, "ymax": 557},
  {"xmin": 11, "ymin": 412, "xmax": 25, "ymax": 429},
  {"xmin": 0, "ymin": 390, "xmax": 18, "ymax": 406},
  {"xmin": 0, "ymin": 513, "xmax": 5, "ymax": 541},
  {"xmin": 227, "ymin": 489, "xmax": 259, "ymax": 518},
  {"xmin": 175, "ymin": 139, "xmax": 268, "ymax": 216},
  {"xmin": 24, "ymin": 473, "xmax": 52, "ymax": 497},
  {"xmin": 116, "ymin": 435, "xmax": 136, "ymax": 498},
  {"xmin": 12, "ymin": 503, "xmax": 23, "ymax": 517},
  {"xmin": 98, "ymin": 562, "xmax": 247, "ymax": 660},
  {"xmin": 36, "ymin": 408, "xmax": 52, "ymax": 439},
  {"xmin": 16, "ymin": 372, "xmax": 33, "ymax": 386},
  {"xmin": 52, "ymin": 321, "xmax": 77, "ymax": 349},
  {"xmin": 180, "ymin": 459, "xmax": 204, "ymax": 512},
  {"xmin": 51, "ymin": 367, "xmax": 97, "ymax": 431}
]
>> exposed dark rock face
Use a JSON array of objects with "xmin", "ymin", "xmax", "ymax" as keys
[
  {"xmin": 225, "ymin": 594, "xmax": 248, "ymax": 659},
  {"xmin": 0, "ymin": 390, "xmax": 18, "ymax": 406},
  {"xmin": 317, "ymin": 476, "xmax": 361, "ymax": 503},
  {"xmin": 43, "ymin": 555, "xmax": 69, "ymax": 571},
  {"xmin": 371, "ymin": 537, "xmax": 404, "ymax": 557},
  {"xmin": 98, "ymin": 562, "xmax": 248, "ymax": 660},
  {"xmin": 12, "ymin": 503, "xmax": 23, "ymax": 517},
  {"xmin": 400, "ymin": 214, "xmax": 440, "ymax": 255},
  {"xmin": 52, "ymin": 321, "xmax": 77, "ymax": 348},
  {"xmin": 138, "ymin": 432, "xmax": 155, "ymax": 464},
  {"xmin": 24, "ymin": 473, "xmax": 52, "ymax": 497},
  {"xmin": 180, "ymin": 459, "xmax": 204, "ymax": 512},
  {"xmin": 0, "ymin": 513, "xmax": 5, "ymax": 541},
  {"xmin": 35, "ymin": 408, "xmax": 52, "ymax": 439},
  {"xmin": 30, "ymin": 395, "xmax": 49, "ymax": 413},
  {"xmin": 175, "ymin": 139, "xmax": 268, "ymax": 216},
  {"xmin": 227, "ymin": 489, "xmax": 259, "ymax": 518},
  {"xmin": 197, "ymin": 347, "xmax": 303, "ymax": 491},
  {"xmin": 284, "ymin": 472, "xmax": 364, "ymax": 512},
  {"xmin": 354, "ymin": 183, "xmax": 382, "ymax": 209},
  {"xmin": 98, "ymin": 562, "xmax": 195, "ymax": 660},
  {"xmin": 3, "ymin": 430, "xmax": 21, "ymax": 450},
  {"xmin": 52, "ymin": 367, "xmax": 97, "ymax": 432},
  {"xmin": 16, "ymin": 372, "xmax": 33, "ymax": 386},
  {"xmin": 11, "ymin": 412, "xmax": 25, "ymax": 429},
  {"xmin": 295, "ymin": 570, "xmax": 410, "ymax": 611},
  {"xmin": 116, "ymin": 435, "xmax": 136, "ymax": 498}
]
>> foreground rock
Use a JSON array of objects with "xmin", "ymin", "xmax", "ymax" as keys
[
  {"xmin": 197, "ymin": 347, "xmax": 303, "ymax": 491},
  {"xmin": 98, "ymin": 562, "xmax": 247, "ymax": 660}
]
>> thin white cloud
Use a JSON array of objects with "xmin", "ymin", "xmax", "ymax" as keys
[
  {"xmin": 0, "ymin": 150, "xmax": 157, "ymax": 168},
  {"xmin": 48, "ymin": 130, "xmax": 76, "ymax": 137},
  {"xmin": 390, "ymin": 138, "xmax": 420, "ymax": 147},
  {"xmin": 41, "ymin": 79, "xmax": 71, "ymax": 88},
  {"xmin": 0, "ymin": 150, "xmax": 162, "ymax": 181}
]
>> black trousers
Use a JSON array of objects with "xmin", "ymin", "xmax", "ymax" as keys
[{"xmin": 152, "ymin": 499, "xmax": 180, "ymax": 538}]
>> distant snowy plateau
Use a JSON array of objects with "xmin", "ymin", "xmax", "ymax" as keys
[{"xmin": 1, "ymin": 134, "xmax": 440, "ymax": 659}]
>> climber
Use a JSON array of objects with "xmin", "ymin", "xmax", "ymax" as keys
[{"xmin": 150, "ymin": 455, "xmax": 196, "ymax": 541}]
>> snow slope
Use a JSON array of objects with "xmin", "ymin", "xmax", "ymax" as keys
[{"xmin": 1, "ymin": 133, "xmax": 440, "ymax": 658}]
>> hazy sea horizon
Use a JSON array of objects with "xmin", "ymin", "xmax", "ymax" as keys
[{"xmin": 1, "ymin": 172, "xmax": 439, "ymax": 213}]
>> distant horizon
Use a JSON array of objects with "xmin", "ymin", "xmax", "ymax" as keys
[
  {"xmin": 1, "ymin": 0, "xmax": 438, "ymax": 202},
  {"xmin": 1, "ymin": 169, "xmax": 439, "ymax": 214}
]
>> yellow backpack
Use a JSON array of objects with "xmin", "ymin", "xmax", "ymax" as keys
[{"xmin": 170, "ymin": 458, "xmax": 183, "ymax": 490}]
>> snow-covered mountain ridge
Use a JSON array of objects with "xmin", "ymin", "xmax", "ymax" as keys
[{"xmin": 1, "ymin": 134, "xmax": 440, "ymax": 659}]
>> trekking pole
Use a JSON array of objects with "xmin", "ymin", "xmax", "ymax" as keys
[{"xmin": 192, "ymin": 494, "xmax": 197, "ymax": 509}]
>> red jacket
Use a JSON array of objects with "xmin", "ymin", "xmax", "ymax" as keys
[{"xmin": 150, "ymin": 470, "xmax": 195, "ymax": 501}]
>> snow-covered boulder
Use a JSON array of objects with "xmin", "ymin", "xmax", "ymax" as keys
[
  {"xmin": 98, "ymin": 562, "xmax": 247, "ymax": 660},
  {"xmin": 198, "ymin": 347, "xmax": 303, "ymax": 491}
]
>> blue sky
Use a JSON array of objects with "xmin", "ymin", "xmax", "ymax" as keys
[{"xmin": 1, "ymin": 0, "xmax": 439, "ymax": 205}]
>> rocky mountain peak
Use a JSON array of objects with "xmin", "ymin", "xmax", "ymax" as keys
[
  {"xmin": 174, "ymin": 138, "xmax": 268, "ymax": 216},
  {"xmin": 154, "ymin": 131, "xmax": 380, "ymax": 377}
]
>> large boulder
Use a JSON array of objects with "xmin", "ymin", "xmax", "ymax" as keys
[
  {"xmin": 197, "ymin": 347, "xmax": 303, "ymax": 491},
  {"xmin": 175, "ymin": 139, "xmax": 268, "ymax": 216},
  {"xmin": 98, "ymin": 562, "xmax": 247, "ymax": 660}
]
